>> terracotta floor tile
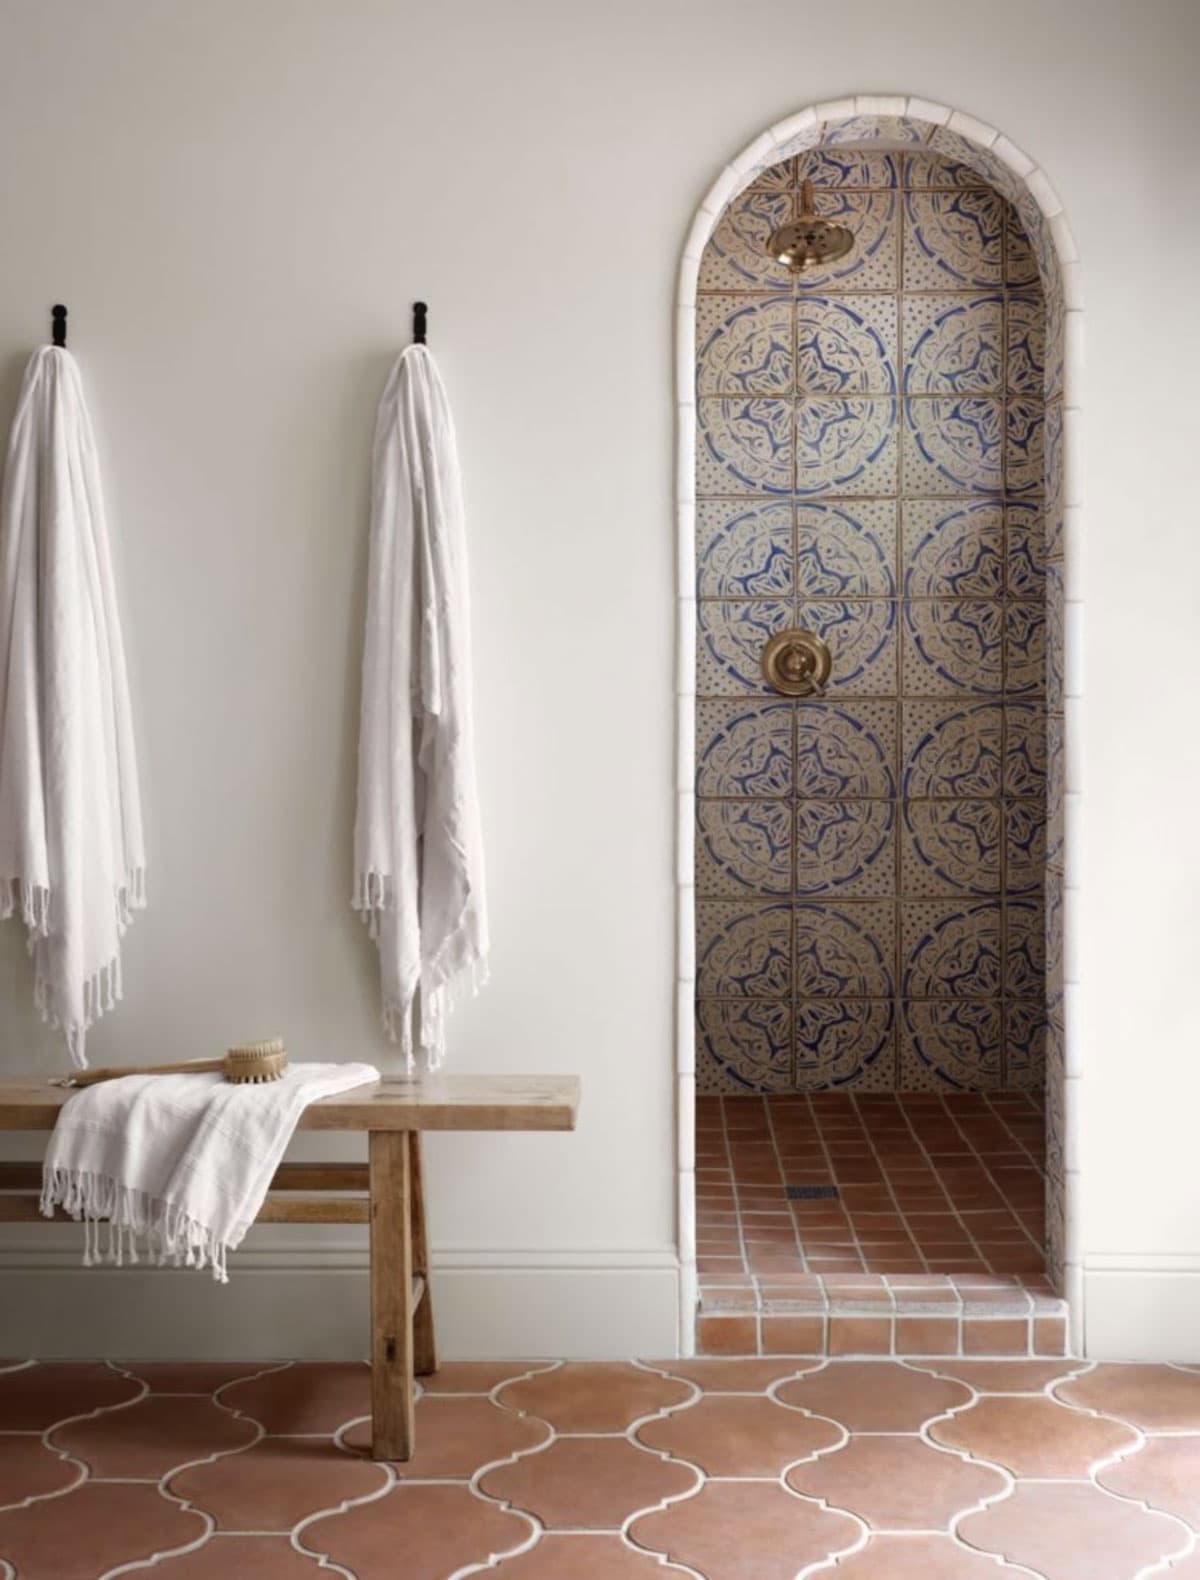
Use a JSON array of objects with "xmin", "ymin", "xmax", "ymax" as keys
[
  {"xmin": 117, "ymin": 1362, "xmax": 273, "ymax": 1394},
  {"xmin": 644, "ymin": 1358, "xmax": 817, "ymax": 1391},
  {"xmin": 829, "ymin": 1533, "xmax": 1039, "ymax": 1577},
  {"xmin": 958, "ymin": 1480, "xmax": 1192, "ymax": 1579},
  {"xmin": 0, "ymin": 1362, "xmax": 140, "ymax": 1430},
  {"xmin": 911, "ymin": 1358, "xmax": 1085, "ymax": 1392},
  {"xmin": 342, "ymin": 1395, "xmax": 550, "ymax": 1475},
  {"xmin": 697, "ymin": 1316, "xmax": 757, "ymax": 1354},
  {"xmin": 931, "ymin": 1392, "xmax": 1138, "ymax": 1476},
  {"xmin": 219, "ymin": 1362, "xmax": 370, "ymax": 1435},
  {"xmin": 419, "ymin": 1361, "xmax": 550, "ymax": 1394},
  {"xmin": 50, "ymin": 1391, "xmax": 256, "ymax": 1478},
  {"xmin": 492, "ymin": 1533, "xmax": 692, "ymax": 1576},
  {"xmin": 760, "ymin": 1317, "xmax": 826, "ymax": 1355},
  {"xmin": 496, "ymin": 1363, "xmax": 691, "ymax": 1432},
  {"xmin": 786, "ymin": 1435, "xmax": 1006, "ymax": 1530},
  {"xmin": 1099, "ymin": 1435, "xmax": 1200, "ymax": 1528},
  {"xmin": 637, "ymin": 1392, "xmax": 841, "ymax": 1475},
  {"xmin": 0, "ymin": 1481, "xmax": 207, "ymax": 1580},
  {"xmin": 147, "ymin": 1534, "xmax": 329, "ymax": 1575},
  {"xmin": 168, "ymin": 1436, "xmax": 389, "ymax": 1531},
  {"xmin": 0, "ymin": 1433, "xmax": 83, "ymax": 1504},
  {"xmin": 479, "ymin": 1436, "xmax": 698, "ymax": 1531},
  {"xmin": 776, "ymin": 1362, "xmax": 970, "ymax": 1431},
  {"xmin": 630, "ymin": 1479, "xmax": 860, "ymax": 1580},
  {"xmin": 302, "ymin": 1481, "xmax": 532, "ymax": 1579},
  {"xmin": 1057, "ymin": 1364, "xmax": 1200, "ymax": 1431}
]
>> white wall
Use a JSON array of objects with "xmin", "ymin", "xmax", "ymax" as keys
[{"xmin": 0, "ymin": 0, "xmax": 1197, "ymax": 1359}]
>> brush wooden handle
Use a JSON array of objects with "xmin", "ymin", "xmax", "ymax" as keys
[{"xmin": 67, "ymin": 1058, "xmax": 225, "ymax": 1088}]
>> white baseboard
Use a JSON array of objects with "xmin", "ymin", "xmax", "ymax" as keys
[
  {"xmin": 0, "ymin": 1243, "xmax": 681, "ymax": 1360},
  {"xmin": 1084, "ymin": 1261, "xmax": 1200, "ymax": 1361}
]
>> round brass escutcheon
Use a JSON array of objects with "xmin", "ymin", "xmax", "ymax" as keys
[{"xmin": 761, "ymin": 629, "xmax": 833, "ymax": 697}]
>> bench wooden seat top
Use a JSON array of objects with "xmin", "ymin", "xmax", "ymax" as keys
[{"xmin": 0, "ymin": 1072, "xmax": 581, "ymax": 1461}]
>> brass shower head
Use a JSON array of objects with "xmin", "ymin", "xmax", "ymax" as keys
[{"xmin": 767, "ymin": 179, "xmax": 856, "ymax": 273}]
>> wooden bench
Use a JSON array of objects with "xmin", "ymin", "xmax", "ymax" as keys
[{"xmin": 0, "ymin": 1073, "xmax": 580, "ymax": 1461}]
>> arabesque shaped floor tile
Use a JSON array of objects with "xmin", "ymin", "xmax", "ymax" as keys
[
  {"xmin": 644, "ymin": 1358, "xmax": 819, "ymax": 1392},
  {"xmin": 0, "ymin": 1362, "xmax": 140, "ymax": 1430},
  {"xmin": 1099, "ymin": 1436, "xmax": 1200, "ymax": 1529},
  {"xmin": 637, "ymin": 1392, "xmax": 841, "ymax": 1475},
  {"xmin": 1166, "ymin": 1550, "xmax": 1200, "ymax": 1575},
  {"xmin": 480, "ymin": 1436, "xmax": 698, "ymax": 1531},
  {"xmin": 630, "ymin": 1480, "xmax": 860, "ymax": 1579},
  {"xmin": 302, "ymin": 1481, "xmax": 532, "ymax": 1579},
  {"xmin": 492, "ymin": 1532, "xmax": 696, "ymax": 1576},
  {"xmin": 341, "ymin": 1394, "xmax": 550, "ymax": 1474},
  {"xmin": 496, "ymin": 1362, "xmax": 692, "ymax": 1432},
  {"xmin": 825, "ymin": 1532, "xmax": 1045, "ymax": 1577},
  {"xmin": 1057, "ymin": 1364, "xmax": 1200, "ymax": 1432},
  {"xmin": 958, "ymin": 1480, "xmax": 1192, "ymax": 1578},
  {"xmin": 144, "ymin": 1532, "xmax": 330, "ymax": 1575},
  {"xmin": 931, "ymin": 1392, "xmax": 1139, "ymax": 1476},
  {"xmin": 218, "ymin": 1362, "xmax": 370, "ymax": 1434},
  {"xmin": 0, "ymin": 1435, "xmax": 82, "ymax": 1507},
  {"xmin": 419, "ymin": 1361, "xmax": 551, "ymax": 1393},
  {"xmin": 0, "ymin": 1481, "xmax": 207, "ymax": 1580},
  {"xmin": 168, "ymin": 1435, "xmax": 388, "ymax": 1531},
  {"xmin": 775, "ymin": 1362, "xmax": 970, "ymax": 1431},
  {"xmin": 910, "ymin": 1358, "xmax": 1085, "ymax": 1392},
  {"xmin": 50, "ymin": 1391, "xmax": 257, "ymax": 1478},
  {"xmin": 117, "ymin": 1362, "xmax": 272, "ymax": 1394},
  {"xmin": 786, "ymin": 1435, "xmax": 1005, "ymax": 1530}
]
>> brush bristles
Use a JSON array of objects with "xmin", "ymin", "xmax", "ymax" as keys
[{"xmin": 223, "ymin": 1039, "xmax": 288, "ymax": 1084}]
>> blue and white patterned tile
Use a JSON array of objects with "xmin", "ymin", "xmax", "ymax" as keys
[
  {"xmin": 699, "ymin": 188, "xmax": 796, "ymax": 291},
  {"xmin": 902, "ymin": 295, "xmax": 1003, "ymax": 395},
  {"xmin": 902, "ymin": 799, "xmax": 1003, "ymax": 895},
  {"xmin": 921, "ymin": 132, "xmax": 1022, "ymax": 203},
  {"xmin": 1004, "ymin": 700, "xmax": 1047, "ymax": 798},
  {"xmin": 1043, "ymin": 401, "xmax": 1064, "ymax": 557},
  {"xmin": 1045, "ymin": 713, "xmax": 1065, "ymax": 851},
  {"xmin": 903, "ymin": 398, "xmax": 1004, "ymax": 495},
  {"xmin": 1006, "ymin": 601, "xmax": 1046, "ymax": 696},
  {"xmin": 795, "ymin": 700, "xmax": 897, "ymax": 798},
  {"xmin": 696, "ymin": 295, "xmax": 794, "ymax": 396},
  {"xmin": 795, "ymin": 1000, "xmax": 895, "ymax": 1090},
  {"xmin": 902, "ymin": 699, "xmax": 1002, "ymax": 797},
  {"xmin": 696, "ymin": 999, "xmax": 793, "ymax": 1093},
  {"xmin": 903, "ymin": 190, "xmax": 1005, "ymax": 290},
  {"xmin": 902, "ymin": 899, "xmax": 1002, "ymax": 997},
  {"xmin": 696, "ymin": 900, "xmax": 792, "ymax": 998},
  {"xmin": 796, "ymin": 296, "xmax": 897, "ymax": 395},
  {"xmin": 696, "ymin": 499, "xmax": 793, "ymax": 598},
  {"xmin": 795, "ymin": 500, "xmax": 896, "ymax": 597},
  {"xmin": 1006, "ymin": 396, "xmax": 1045, "ymax": 494},
  {"xmin": 1013, "ymin": 189, "xmax": 1056, "ymax": 292},
  {"xmin": 817, "ymin": 120, "xmax": 918, "ymax": 156},
  {"xmin": 1004, "ymin": 198, "xmax": 1040, "ymax": 289},
  {"xmin": 748, "ymin": 155, "xmax": 796, "ymax": 191},
  {"xmin": 1004, "ymin": 798, "xmax": 1046, "ymax": 894},
  {"xmin": 796, "ymin": 398, "xmax": 898, "ymax": 495},
  {"xmin": 1005, "ymin": 499, "xmax": 1045, "ymax": 597},
  {"xmin": 904, "ymin": 150, "xmax": 987, "ymax": 189},
  {"xmin": 796, "ymin": 599, "xmax": 898, "ymax": 695},
  {"xmin": 696, "ymin": 698, "xmax": 794, "ymax": 797},
  {"xmin": 1005, "ymin": 1000, "xmax": 1048, "ymax": 1090},
  {"xmin": 795, "ymin": 145, "xmax": 902, "ymax": 186},
  {"xmin": 794, "ymin": 190, "xmax": 899, "ymax": 292},
  {"xmin": 1044, "ymin": 283, "xmax": 1065, "ymax": 400},
  {"xmin": 1006, "ymin": 294, "xmax": 1045, "ymax": 397},
  {"xmin": 903, "ymin": 500, "xmax": 1004, "ymax": 597},
  {"xmin": 900, "ymin": 1000, "xmax": 1003, "ymax": 1090},
  {"xmin": 1044, "ymin": 562, "xmax": 1064, "ymax": 711},
  {"xmin": 902, "ymin": 599, "xmax": 1004, "ymax": 695},
  {"xmin": 795, "ymin": 799, "xmax": 895, "ymax": 897},
  {"xmin": 1044, "ymin": 862, "xmax": 1064, "ymax": 990},
  {"xmin": 697, "ymin": 598, "xmax": 795, "ymax": 695},
  {"xmin": 794, "ymin": 900, "xmax": 895, "ymax": 997},
  {"xmin": 697, "ymin": 397, "xmax": 793, "ymax": 494},
  {"xmin": 1005, "ymin": 896, "xmax": 1047, "ymax": 999},
  {"xmin": 696, "ymin": 798, "xmax": 791, "ymax": 896}
]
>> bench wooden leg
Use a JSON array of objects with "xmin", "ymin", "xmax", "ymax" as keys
[
  {"xmin": 369, "ymin": 1129, "xmax": 415, "ymax": 1460},
  {"xmin": 409, "ymin": 1131, "xmax": 437, "ymax": 1376}
]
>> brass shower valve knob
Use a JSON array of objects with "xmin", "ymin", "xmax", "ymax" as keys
[{"xmin": 761, "ymin": 629, "xmax": 833, "ymax": 697}]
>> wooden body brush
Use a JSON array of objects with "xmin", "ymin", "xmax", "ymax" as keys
[{"xmin": 54, "ymin": 1039, "xmax": 288, "ymax": 1088}]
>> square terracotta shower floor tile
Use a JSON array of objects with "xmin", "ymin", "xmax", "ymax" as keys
[{"xmin": 3, "ymin": 1356, "xmax": 1199, "ymax": 1579}]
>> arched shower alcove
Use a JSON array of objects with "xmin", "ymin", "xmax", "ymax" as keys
[{"xmin": 674, "ymin": 98, "xmax": 1082, "ymax": 1358}]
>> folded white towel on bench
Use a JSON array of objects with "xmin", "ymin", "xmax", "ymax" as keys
[{"xmin": 41, "ymin": 1061, "xmax": 378, "ymax": 1281}]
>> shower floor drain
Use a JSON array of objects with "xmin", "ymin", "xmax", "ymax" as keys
[{"xmin": 786, "ymin": 1184, "xmax": 840, "ymax": 1200}]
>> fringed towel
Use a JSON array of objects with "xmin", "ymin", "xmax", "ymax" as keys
[
  {"xmin": 41, "ymin": 1062, "xmax": 379, "ymax": 1281},
  {"xmin": 353, "ymin": 344, "xmax": 488, "ymax": 1068},
  {"xmin": 0, "ymin": 346, "xmax": 146, "ymax": 1065}
]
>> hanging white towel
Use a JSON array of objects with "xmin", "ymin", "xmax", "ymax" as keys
[
  {"xmin": 353, "ymin": 344, "xmax": 488, "ymax": 1068},
  {"xmin": 0, "ymin": 346, "xmax": 146, "ymax": 1065},
  {"xmin": 41, "ymin": 1061, "xmax": 380, "ymax": 1281}
]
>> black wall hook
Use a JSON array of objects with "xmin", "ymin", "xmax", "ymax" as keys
[
  {"xmin": 412, "ymin": 301, "xmax": 427, "ymax": 345},
  {"xmin": 51, "ymin": 304, "xmax": 67, "ymax": 348}
]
